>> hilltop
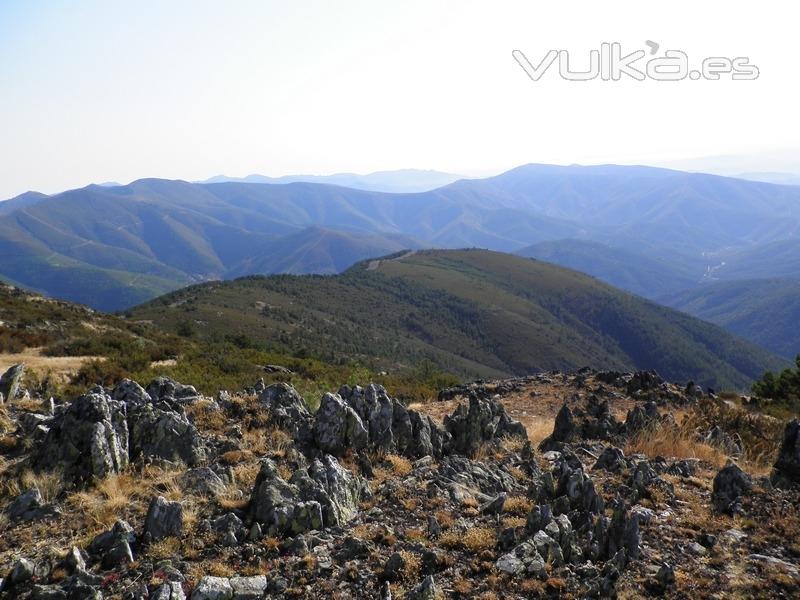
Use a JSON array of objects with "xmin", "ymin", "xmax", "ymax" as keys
[{"xmin": 130, "ymin": 249, "xmax": 786, "ymax": 390}]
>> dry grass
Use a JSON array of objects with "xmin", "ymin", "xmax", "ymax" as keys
[
  {"xmin": 399, "ymin": 551, "xmax": 422, "ymax": 581},
  {"xmin": 503, "ymin": 496, "xmax": 533, "ymax": 516},
  {"xmin": 625, "ymin": 426, "xmax": 727, "ymax": 468},
  {"xmin": 501, "ymin": 516, "xmax": 527, "ymax": 529},
  {"xmin": 440, "ymin": 526, "xmax": 497, "ymax": 551},
  {"xmin": 434, "ymin": 510, "xmax": 455, "ymax": 530},
  {"xmin": 385, "ymin": 454, "xmax": 413, "ymax": 476},
  {"xmin": 220, "ymin": 449, "xmax": 255, "ymax": 465},
  {"xmin": 232, "ymin": 461, "xmax": 261, "ymax": 489},
  {"xmin": 145, "ymin": 537, "xmax": 181, "ymax": 560},
  {"xmin": 186, "ymin": 400, "xmax": 227, "ymax": 433}
]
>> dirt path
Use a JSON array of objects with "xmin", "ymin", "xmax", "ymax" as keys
[{"xmin": 366, "ymin": 249, "xmax": 417, "ymax": 271}]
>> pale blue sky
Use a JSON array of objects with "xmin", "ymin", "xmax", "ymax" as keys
[{"xmin": 0, "ymin": 0, "xmax": 797, "ymax": 198}]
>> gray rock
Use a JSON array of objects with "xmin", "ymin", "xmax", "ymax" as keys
[
  {"xmin": 0, "ymin": 363, "xmax": 24, "ymax": 402},
  {"xmin": 405, "ymin": 575, "xmax": 437, "ymax": 600},
  {"xmin": 6, "ymin": 487, "xmax": 60, "ymax": 522},
  {"xmin": 144, "ymin": 496, "xmax": 183, "ymax": 541},
  {"xmin": 748, "ymin": 554, "xmax": 800, "ymax": 578},
  {"xmin": 712, "ymin": 463, "xmax": 752, "ymax": 514},
  {"xmin": 496, "ymin": 552, "xmax": 525, "ymax": 575},
  {"xmin": 33, "ymin": 390, "xmax": 129, "ymax": 486},
  {"xmin": 313, "ymin": 393, "xmax": 369, "ymax": 455},
  {"xmin": 229, "ymin": 575, "xmax": 267, "ymax": 599},
  {"xmin": 180, "ymin": 468, "xmax": 227, "ymax": 498},
  {"xmin": 65, "ymin": 546, "xmax": 86, "ymax": 573},
  {"xmin": 10, "ymin": 558, "xmax": 35, "ymax": 584},
  {"xmin": 190, "ymin": 576, "xmax": 233, "ymax": 600},
  {"xmin": 773, "ymin": 419, "xmax": 800, "ymax": 486},
  {"xmin": 444, "ymin": 393, "xmax": 527, "ymax": 456},
  {"xmin": 150, "ymin": 582, "xmax": 186, "ymax": 600},
  {"xmin": 258, "ymin": 383, "xmax": 312, "ymax": 440},
  {"xmin": 128, "ymin": 402, "xmax": 205, "ymax": 466},
  {"xmin": 146, "ymin": 377, "xmax": 200, "ymax": 406},
  {"xmin": 249, "ymin": 455, "xmax": 365, "ymax": 536},
  {"xmin": 593, "ymin": 446, "xmax": 628, "ymax": 472}
]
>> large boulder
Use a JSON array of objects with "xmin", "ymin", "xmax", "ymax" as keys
[
  {"xmin": 34, "ymin": 389, "xmax": 129, "ymax": 486},
  {"xmin": 712, "ymin": 463, "xmax": 752, "ymax": 514},
  {"xmin": 773, "ymin": 419, "xmax": 800, "ymax": 486},
  {"xmin": 128, "ymin": 402, "xmax": 205, "ymax": 466},
  {"xmin": 444, "ymin": 393, "xmax": 527, "ymax": 456},
  {"xmin": 259, "ymin": 383, "xmax": 313, "ymax": 442},
  {"xmin": 312, "ymin": 393, "xmax": 369, "ymax": 455},
  {"xmin": 0, "ymin": 363, "xmax": 25, "ymax": 402},
  {"xmin": 249, "ymin": 455, "xmax": 367, "ymax": 536},
  {"xmin": 143, "ymin": 496, "xmax": 184, "ymax": 541}
]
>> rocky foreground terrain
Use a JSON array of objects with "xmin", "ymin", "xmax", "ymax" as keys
[{"xmin": 0, "ymin": 367, "xmax": 799, "ymax": 599}]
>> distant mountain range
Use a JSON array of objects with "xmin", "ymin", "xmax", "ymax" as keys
[
  {"xmin": 1, "ymin": 163, "xmax": 799, "ymax": 321},
  {"xmin": 200, "ymin": 169, "xmax": 463, "ymax": 193},
  {"xmin": 131, "ymin": 249, "xmax": 787, "ymax": 389}
]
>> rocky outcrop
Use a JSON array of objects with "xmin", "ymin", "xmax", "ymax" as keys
[
  {"xmin": 33, "ymin": 379, "xmax": 206, "ymax": 486},
  {"xmin": 444, "ymin": 393, "xmax": 527, "ymax": 455},
  {"xmin": 312, "ymin": 392, "xmax": 370, "ymax": 455},
  {"xmin": 258, "ymin": 383, "xmax": 313, "ymax": 441},
  {"xmin": 88, "ymin": 520, "xmax": 136, "ymax": 569},
  {"xmin": 772, "ymin": 419, "xmax": 800, "ymax": 486},
  {"xmin": 33, "ymin": 388, "xmax": 129, "ymax": 486},
  {"xmin": 249, "ymin": 455, "xmax": 367, "ymax": 536},
  {"xmin": 0, "ymin": 363, "xmax": 24, "ymax": 402},
  {"xmin": 127, "ymin": 400, "xmax": 206, "ymax": 466}
]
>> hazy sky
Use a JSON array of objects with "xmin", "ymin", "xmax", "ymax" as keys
[{"xmin": 0, "ymin": 0, "xmax": 797, "ymax": 198}]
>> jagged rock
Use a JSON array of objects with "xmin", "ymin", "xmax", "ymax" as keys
[
  {"xmin": 88, "ymin": 520, "xmax": 136, "ymax": 569},
  {"xmin": 143, "ymin": 496, "xmax": 184, "ymax": 541},
  {"xmin": 593, "ymin": 446, "xmax": 628, "ymax": 472},
  {"xmin": 435, "ymin": 455, "xmax": 520, "ymax": 502},
  {"xmin": 544, "ymin": 405, "xmax": 576, "ymax": 448},
  {"xmin": 624, "ymin": 401, "xmax": 660, "ymax": 436},
  {"xmin": 249, "ymin": 455, "xmax": 365, "ymax": 536},
  {"xmin": 405, "ymin": 575, "xmax": 437, "ymax": 600},
  {"xmin": 773, "ymin": 419, "xmax": 800, "ymax": 486},
  {"xmin": 337, "ymin": 384, "xmax": 451, "ymax": 458},
  {"xmin": 712, "ymin": 463, "xmax": 752, "ymax": 514},
  {"xmin": 180, "ymin": 468, "xmax": 227, "ymax": 497},
  {"xmin": 312, "ymin": 393, "xmax": 369, "ymax": 455},
  {"xmin": 263, "ymin": 364, "xmax": 293, "ymax": 374},
  {"xmin": 0, "ymin": 363, "xmax": 25, "ymax": 402},
  {"xmin": 593, "ymin": 503, "xmax": 640, "ymax": 562},
  {"xmin": 111, "ymin": 379, "xmax": 152, "ymax": 408},
  {"xmin": 496, "ymin": 552, "xmax": 525, "ymax": 575},
  {"xmin": 444, "ymin": 393, "xmax": 526, "ymax": 456},
  {"xmin": 128, "ymin": 401, "xmax": 205, "ymax": 466},
  {"xmin": 627, "ymin": 371, "xmax": 665, "ymax": 395},
  {"xmin": 146, "ymin": 377, "xmax": 200, "ymax": 406},
  {"xmin": 6, "ymin": 487, "xmax": 60, "ymax": 522},
  {"xmin": 151, "ymin": 582, "xmax": 186, "ymax": 600},
  {"xmin": 33, "ymin": 390, "xmax": 129, "ymax": 486},
  {"xmin": 553, "ymin": 457, "xmax": 605, "ymax": 521},
  {"xmin": 258, "ymin": 383, "xmax": 312, "ymax": 441},
  {"xmin": 190, "ymin": 576, "xmax": 233, "ymax": 600}
]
